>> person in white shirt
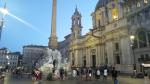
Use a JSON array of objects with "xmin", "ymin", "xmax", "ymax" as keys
[
  {"xmin": 72, "ymin": 69, "xmax": 77, "ymax": 79},
  {"xmin": 96, "ymin": 69, "xmax": 100, "ymax": 79},
  {"xmin": 103, "ymin": 68, "xmax": 108, "ymax": 80}
]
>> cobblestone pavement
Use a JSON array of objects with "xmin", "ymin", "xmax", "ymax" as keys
[{"xmin": 2, "ymin": 73, "xmax": 150, "ymax": 84}]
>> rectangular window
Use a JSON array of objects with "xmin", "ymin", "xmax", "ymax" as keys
[
  {"xmin": 131, "ymin": 17, "xmax": 135, "ymax": 24},
  {"xmin": 145, "ymin": 54, "xmax": 149, "ymax": 60},
  {"xmin": 144, "ymin": 0, "xmax": 148, "ymax": 4},
  {"xmin": 138, "ymin": 31, "xmax": 147, "ymax": 48},
  {"xmin": 145, "ymin": 10, "xmax": 149, "ymax": 20},
  {"xmin": 148, "ymin": 33, "xmax": 150, "ymax": 47},
  {"xmin": 116, "ymin": 55, "xmax": 120, "ymax": 64},
  {"xmin": 141, "ymin": 54, "xmax": 144, "ymax": 61},
  {"xmin": 115, "ymin": 53, "xmax": 120, "ymax": 64},
  {"xmin": 115, "ymin": 43, "xmax": 119, "ymax": 51}
]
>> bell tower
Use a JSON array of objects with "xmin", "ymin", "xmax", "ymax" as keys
[{"xmin": 71, "ymin": 7, "xmax": 82, "ymax": 39}]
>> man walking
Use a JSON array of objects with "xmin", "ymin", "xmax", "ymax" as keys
[{"xmin": 112, "ymin": 67, "xmax": 118, "ymax": 84}]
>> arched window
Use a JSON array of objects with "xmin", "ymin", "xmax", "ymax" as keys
[
  {"xmin": 138, "ymin": 31, "xmax": 147, "ymax": 48},
  {"xmin": 137, "ymin": 2, "xmax": 141, "ymax": 7},
  {"xmin": 144, "ymin": 0, "xmax": 148, "ymax": 4},
  {"xmin": 112, "ymin": 6, "xmax": 119, "ymax": 20},
  {"xmin": 77, "ymin": 18, "xmax": 80, "ymax": 25},
  {"xmin": 98, "ymin": 20, "xmax": 101, "ymax": 27},
  {"xmin": 73, "ymin": 19, "xmax": 76, "ymax": 25}
]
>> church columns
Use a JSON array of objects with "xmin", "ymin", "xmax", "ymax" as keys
[
  {"xmin": 75, "ymin": 50, "xmax": 78, "ymax": 67},
  {"xmin": 118, "ymin": 2, "xmax": 123, "ymax": 18},
  {"xmin": 88, "ymin": 47, "xmax": 91, "ymax": 67},
  {"xmin": 96, "ymin": 45, "xmax": 99, "ymax": 66},
  {"xmin": 146, "ymin": 32, "xmax": 150, "ymax": 47},
  {"xmin": 79, "ymin": 49, "xmax": 83, "ymax": 67},
  {"xmin": 98, "ymin": 45, "xmax": 101, "ymax": 66},
  {"xmin": 99, "ymin": 44, "xmax": 104, "ymax": 65},
  {"xmin": 86, "ymin": 47, "xmax": 90, "ymax": 67}
]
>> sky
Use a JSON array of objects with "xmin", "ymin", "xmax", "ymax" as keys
[{"xmin": 0, "ymin": 0, "xmax": 98, "ymax": 52}]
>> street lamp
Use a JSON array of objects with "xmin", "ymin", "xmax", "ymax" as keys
[
  {"xmin": 130, "ymin": 35, "xmax": 136, "ymax": 71},
  {"xmin": 0, "ymin": 7, "xmax": 8, "ymax": 16}
]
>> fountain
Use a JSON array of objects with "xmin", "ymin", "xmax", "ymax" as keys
[
  {"xmin": 38, "ymin": 48, "xmax": 62, "ymax": 79},
  {"xmin": 36, "ymin": 0, "xmax": 63, "ymax": 80}
]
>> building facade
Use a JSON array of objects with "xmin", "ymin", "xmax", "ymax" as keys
[
  {"xmin": 69, "ymin": 0, "xmax": 150, "ymax": 73},
  {"xmin": 18, "ymin": 54, "xmax": 23, "ymax": 67},
  {"xmin": 7, "ymin": 52, "xmax": 20, "ymax": 69},
  {"xmin": 0, "ymin": 48, "xmax": 20, "ymax": 69},
  {"xmin": 23, "ymin": 45, "xmax": 46, "ymax": 71}
]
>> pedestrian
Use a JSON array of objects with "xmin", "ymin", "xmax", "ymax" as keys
[
  {"xmin": 83, "ymin": 68, "xmax": 86, "ymax": 80},
  {"xmin": 147, "ymin": 69, "xmax": 150, "ymax": 81},
  {"xmin": 72, "ymin": 69, "xmax": 77, "ymax": 79},
  {"xmin": 64, "ymin": 69, "xmax": 67, "ymax": 80},
  {"xmin": 96, "ymin": 68, "xmax": 100, "ymax": 79},
  {"xmin": 34, "ymin": 68, "xmax": 42, "ymax": 84},
  {"xmin": 31, "ymin": 69, "xmax": 36, "ymax": 82},
  {"xmin": 100, "ymin": 66, "xmax": 104, "ymax": 79},
  {"xmin": 60, "ymin": 68, "xmax": 64, "ymax": 80},
  {"xmin": 133, "ymin": 69, "xmax": 137, "ymax": 78},
  {"xmin": 76, "ymin": 68, "xmax": 80, "ymax": 79},
  {"xmin": 112, "ymin": 67, "xmax": 118, "ymax": 84},
  {"xmin": 54, "ymin": 70, "xmax": 60, "ymax": 80},
  {"xmin": 80, "ymin": 68, "xmax": 84, "ymax": 80},
  {"xmin": 0, "ymin": 70, "xmax": 4, "ymax": 84},
  {"xmin": 88, "ymin": 68, "xmax": 92, "ymax": 80},
  {"xmin": 103, "ymin": 68, "xmax": 108, "ymax": 80}
]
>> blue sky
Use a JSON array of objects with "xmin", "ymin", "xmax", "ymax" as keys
[{"xmin": 0, "ymin": 0, "xmax": 98, "ymax": 52}]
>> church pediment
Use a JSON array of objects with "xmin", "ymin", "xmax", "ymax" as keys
[{"xmin": 84, "ymin": 34, "xmax": 99, "ymax": 47}]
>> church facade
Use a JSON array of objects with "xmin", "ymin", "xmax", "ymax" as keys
[{"xmin": 69, "ymin": 0, "xmax": 150, "ymax": 73}]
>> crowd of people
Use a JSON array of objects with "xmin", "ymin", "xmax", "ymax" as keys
[
  {"xmin": 71, "ymin": 66, "xmax": 118, "ymax": 83},
  {"xmin": 30, "ymin": 66, "xmax": 120, "ymax": 84},
  {"xmin": 31, "ymin": 66, "xmax": 119, "ymax": 83},
  {"xmin": 72, "ymin": 66, "xmax": 110, "ymax": 80},
  {"xmin": 1, "ymin": 66, "xmax": 150, "ymax": 84},
  {"xmin": 0, "ymin": 68, "xmax": 6, "ymax": 84}
]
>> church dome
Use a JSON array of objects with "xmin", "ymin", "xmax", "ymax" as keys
[{"xmin": 95, "ymin": 0, "xmax": 110, "ymax": 11}]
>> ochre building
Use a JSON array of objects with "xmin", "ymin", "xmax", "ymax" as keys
[{"xmin": 69, "ymin": 0, "xmax": 150, "ymax": 73}]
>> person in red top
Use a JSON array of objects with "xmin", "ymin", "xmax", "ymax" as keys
[{"xmin": 34, "ymin": 68, "xmax": 42, "ymax": 84}]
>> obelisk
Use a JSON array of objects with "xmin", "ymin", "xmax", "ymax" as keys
[{"xmin": 48, "ymin": 0, "xmax": 58, "ymax": 49}]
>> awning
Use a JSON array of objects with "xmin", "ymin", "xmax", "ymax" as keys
[{"xmin": 142, "ymin": 63, "xmax": 150, "ymax": 67}]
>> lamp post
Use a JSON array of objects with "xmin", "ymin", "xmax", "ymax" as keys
[{"xmin": 130, "ymin": 35, "xmax": 136, "ymax": 71}]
